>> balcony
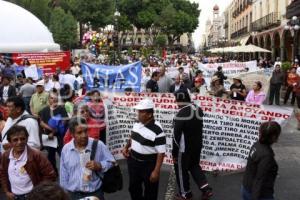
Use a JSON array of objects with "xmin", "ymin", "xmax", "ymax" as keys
[
  {"xmin": 251, "ymin": 12, "xmax": 281, "ymax": 32},
  {"xmin": 231, "ymin": 27, "xmax": 248, "ymax": 39},
  {"xmin": 287, "ymin": 0, "xmax": 300, "ymax": 19}
]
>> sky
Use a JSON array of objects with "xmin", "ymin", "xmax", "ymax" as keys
[{"xmin": 190, "ymin": 0, "xmax": 232, "ymax": 49}]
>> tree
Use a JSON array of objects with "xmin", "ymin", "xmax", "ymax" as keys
[
  {"xmin": 67, "ymin": 0, "xmax": 114, "ymax": 28},
  {"xmin": 49, "ymin": 7, "xmax": 77, "ymax": 49},
  {"xmin": 154, "ymin": 34, "xmax": 167, "ymax": 48},
  {"xmin": 158, "ymin": 0, "xmax": 200, "ymax": 45}
]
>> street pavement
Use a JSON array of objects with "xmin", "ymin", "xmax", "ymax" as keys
[
  {"xmin": 1, "ymin": 109, "xmax": 300, "ymax": 200},
  {"xmin": 107, "ymin": 110, "xmax": 300, "ymax": 200}
]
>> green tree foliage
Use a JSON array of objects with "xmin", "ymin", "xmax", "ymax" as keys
[
  {"xmin": 119, "ymin": 0, "xmax": 170, "ymax": 29},
  {"xmin": 159, "ymin": 0, "xmax": 200, "ymax": 45},
  {"xmin": 49, "ymin": 7, "xmax": 77, "ymax": 49},
  {"xmin": 66, "ymin": 0, "xmax": 114, "ymax": 28},
  {"xmin": 154, "ymin": 34, "xmax": 167, "ymax": 48}
]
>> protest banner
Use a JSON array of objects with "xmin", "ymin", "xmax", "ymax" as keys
[
  {"xmin": 16, "ymin": 65, "xmax": 43, "ymax": 80},
  {"xmin": 198, "ymin": 60, "xmax": 259, "ymax": 89},
  {"xmin": 103, "ymin": 92, "xmax": 292, "ymax": 172},
  {"xmin": 6, "ymin": 51, "xmax": 71, "ymax": 74},
  {"xmin": 228, "ymin": 69, "xmax": 271, "ymax": 95},
  {"xmin": 81, "ymin": 61, "xmax": 142, "ymax": 92},
  {"xmin": 143, "ymin": 65, "xmax": 190, "ymax": 80}
]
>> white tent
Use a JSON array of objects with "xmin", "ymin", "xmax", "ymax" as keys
[
  {"xmin": 0, "ymin": 0, "xmax": 60, "ymax": 53},
  {"xmin": 208, "ymin": 45, "xmax": 271, "ymax": 53}
]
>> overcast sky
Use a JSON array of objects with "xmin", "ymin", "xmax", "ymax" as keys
[{"xmin": 190, "ymin": 0, "xmax": 232, "ymax": 49}]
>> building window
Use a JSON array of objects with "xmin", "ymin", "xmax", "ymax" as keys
[
  {"xmin": 123, "ymin": 38, "xmax": 126, "ymax": 44},
  {"xmin": 138, "ymin": 38, "xmax": 141, "ymax": 44}
]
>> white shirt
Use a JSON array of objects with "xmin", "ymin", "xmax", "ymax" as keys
[
  {"xmin": 141, "ymin": 76, "xmax": 151, "ymax": 92},
  {"xmin": 8, "ymin": 146, "xmax": 33, "ymax": 195},
  {"xmin": 296, "ymin": 67, "xmax": 300, "ymax": 76},
  {"xmin": 1, "ymin": 111, "xmax": 40, "ymax": 152},
  {"xmin": 44, "ymin": 80, "xmax": 54, "ymax": 92},
  {"xmin": 62, "ymin": 74, "xmax": 76, "ymax": 90},
  {"xmin": 2, "ymin": 86, "xmax": 9, "ymax": 102},
  {"xmin": 71, "ymin": 66, "xmax": 81, "ymax": 75},
  {"xmin": 53, "ymin": 81, "xmax": 61, "ymax": 90},
  {"xmin": 76, "ymin": 76, "xmax": 84, "ymax": 85}
]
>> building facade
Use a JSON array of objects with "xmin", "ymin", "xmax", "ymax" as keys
[
  {"xmin": 223, "ymin": 0, "xmax": 298, "ymax": 61},
  {"xmin": 250, "ymin": 0, "xmax": 293, "ymax": 61},
  {"xmin": 228, "ymin": 0, "xmax": 253, "ymax": 45},
  {"xmin": 202, "ymin": 5, "xmax": 225, "ymax": 49}
]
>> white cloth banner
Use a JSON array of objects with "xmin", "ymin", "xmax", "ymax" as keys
[
  {"xmin": 198, "ymin": 61, "xmax": 259, "ymax": 90},
  {"xmin": 104, "ymin": 92, "xmax": 292, "ymax": 172},
  {"xmin": 24, "ymin": 64, "xmax": 39, "ymax": 80}
]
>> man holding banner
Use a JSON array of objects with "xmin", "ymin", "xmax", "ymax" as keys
[{"xmin": 173, "ymin": 90, "xmax": 213, "ymax": 200}]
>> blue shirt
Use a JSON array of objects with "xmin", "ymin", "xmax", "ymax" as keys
[{"xmin": 60, "ymin": 138, "xmax": 114, "ymax": 192}]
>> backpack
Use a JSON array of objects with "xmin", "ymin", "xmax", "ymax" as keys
[{"xmin": 90, "ymin": 140, "xmax": 123, "ymax": 193}]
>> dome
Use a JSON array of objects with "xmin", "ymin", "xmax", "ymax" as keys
[
  {"xmin": 213, "ymin": 4, "xmax": 219, "ymax": 11},
  {"xmin": 0, "ymin": 0, "xmax": 60, "ymax": 53}
]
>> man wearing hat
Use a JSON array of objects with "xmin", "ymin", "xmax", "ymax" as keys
[
  {"xmin": 230, "ymin": 77, "xmax": 247, "ymax": 101},
  {"xmin": 122, "ymin": 98, "xmax": 166, "ymax": 200},
  {"xmin": 173, "ymin": 89, "xmax": 213, "ymax": 200},
  {"xmin": 30, "ymin": 80, "xmax": 49, "ymax": 117}
]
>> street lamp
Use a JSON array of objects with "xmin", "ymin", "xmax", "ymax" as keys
[
  {"xmin": 284, "ymin": 16, "xmax": 300, "ymax": 37},
  {"xmin": 284, "ymin": 16, "xmax": 300, "ymax": 61},
  {"xmin": 112, "ymin": 10, "xmax": 121, "ymax": 65}
]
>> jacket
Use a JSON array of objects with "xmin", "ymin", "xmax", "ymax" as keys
[
  {"xmin": 213, "ymin": 71, "xmax": 227, "ymax": 85},
  {"xmin": 0, "ymin": 85, "xmax": 16, "ymax": 104},
  {"xmin": 243, "ymin": 142, "xmax": 278, "ymax": 200},
  {"xmin": 0, "ymin": 146, "xmax": 57, "ymax": 193},
  {"xmin": 172, "ymin": 104, "xmax": 204, "ymax": 157},
  {"xmin": 270, "ymin": 71, "xmax": 284, "ymax": 85}
]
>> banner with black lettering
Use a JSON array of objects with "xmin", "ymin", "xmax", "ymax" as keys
[
  {"xmin": 104, "ymin": 93, "xmax": 292, "ymax": 171},
  {"xmin": 81, "ymin": 61, "xmax": 142, "ymax": 92}
]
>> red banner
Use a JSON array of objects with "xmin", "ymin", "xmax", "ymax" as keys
[{"xmin": 11, "ymin": 51, "xmax": 71, "ymax": 74}]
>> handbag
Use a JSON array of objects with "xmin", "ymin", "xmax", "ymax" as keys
[{"xmin": 90, "ymin": 140, "xmax": 123, "ymax": 193}]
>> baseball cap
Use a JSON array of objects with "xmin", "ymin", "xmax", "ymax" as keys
[
  {"xmin": 35, "ymin": 80, "xmax": 44, "ymax": 86},
  {"xmin": 134, "ymin": 99, "xmax": 154, "ymax": 110}
]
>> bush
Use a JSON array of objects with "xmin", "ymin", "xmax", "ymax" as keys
[{"xmin": 281, "ymin": 61, "xmax": 292, "ymax": 72}]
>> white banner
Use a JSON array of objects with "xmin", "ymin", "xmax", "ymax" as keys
[
  {"xmin": 104, "ymin": 92, "xmax": 292, "ymax": 172},
  {"xmin": 198, "ymin": 61, "xmax": 259, "ymax": 90}
]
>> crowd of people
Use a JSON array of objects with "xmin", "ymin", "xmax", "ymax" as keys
[{"xmin": 0, "ymin": 53, "xmax": 296, "ymax": 200}]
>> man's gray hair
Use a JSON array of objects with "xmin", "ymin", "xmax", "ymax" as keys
[{"xmin": 68, "ymin": 117, "xmax": 87, "ymax": 134}]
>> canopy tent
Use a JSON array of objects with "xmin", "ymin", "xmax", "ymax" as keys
[
  {"xmin": 208, "ymin": 44, "xmax": 271, "ymax": 53},
  {"xmin": 0, "ymin": 0, "xmax": 60, "ymax": 53}
]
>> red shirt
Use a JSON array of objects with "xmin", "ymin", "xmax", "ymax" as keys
[{"xmin": 63, "ymin": 117, "xmax": 105, "ymax": 144}]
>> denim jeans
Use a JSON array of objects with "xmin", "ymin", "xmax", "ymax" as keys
[{"xmin": 241, "ymin": 186, "xmax": 274, "ymax": 200}]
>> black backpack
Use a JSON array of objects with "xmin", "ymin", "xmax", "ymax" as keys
[{"xmin": 90, "ymin": 140, "xmax": 123, "ymax": 193}]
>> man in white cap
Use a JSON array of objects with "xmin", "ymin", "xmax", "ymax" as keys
[
  {"xmin": 30, "ymin": 80, "xmax": 49, "ymax": 117},
  {"xmin": 122, "ymin": 98, "xmax": 166, "ymax": 200}
]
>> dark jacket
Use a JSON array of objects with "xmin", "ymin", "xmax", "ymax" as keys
[
  {"xmin": 172, "ymin": 104, "xmax": 204, "ymax": 158},
  {"xmin": 0, "ymin": 146, "xmax": 57, "ymax": 193},
  {"xmin": 169, "ymin": 84, "xmax": 186, "ymax": 93},
  {"xmin": 214, "ymin": 71, "xmax": 227, "ymax": 85},
  {"xmin": 0, "ymin": 85, "xmax": 16, "ymax": 104},
  {"xmin": 270, "ymin": 71, "xmax": 284, "ymax": 85},
  {"xmin": 243, "ymin": 142, "xmax": 278, "ymax": 200}
]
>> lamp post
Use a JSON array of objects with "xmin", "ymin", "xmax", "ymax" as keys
[
  {"xmin": 112, "ymin": 10, "xmax": 120, "ymax": 65},
  {"xmin": 219, "ymin": 36, "xmax": 227, "ymax": 60},
  {"xmin": 285, "ymin": 16, "xmax": 300, "ymax": 61}
]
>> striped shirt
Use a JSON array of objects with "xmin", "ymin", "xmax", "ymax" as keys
[{"xmin": 131, "ymin": 120, "xmax": 166, "ymax": 161}]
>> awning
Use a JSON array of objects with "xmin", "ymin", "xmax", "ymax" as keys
[{"xmin": 231, "ymin": 35, "xmax": 251, "ymax": 46}]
